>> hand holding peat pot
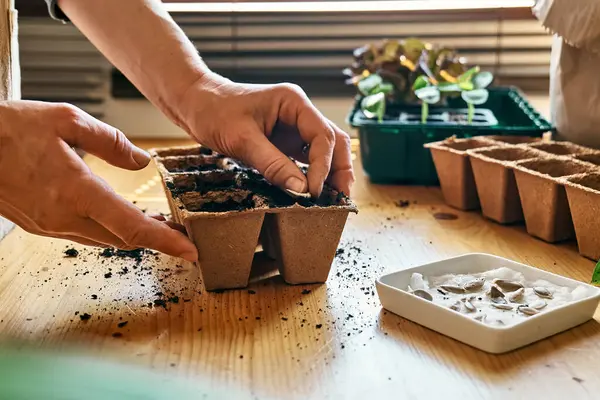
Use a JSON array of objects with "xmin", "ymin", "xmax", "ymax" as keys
[
  {"xmin": 0, "ymin": 101, "xmax": 198, "ymax": 261},
  {"xmin": 0, "ymin": 0, "xmax": 355, "ymax": 258}
]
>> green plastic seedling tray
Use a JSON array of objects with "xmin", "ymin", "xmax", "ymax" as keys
[{"xmin": 347, "ymin": 87, "xmax": 554, "ymax": 185}]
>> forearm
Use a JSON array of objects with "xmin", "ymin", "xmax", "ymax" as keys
[{"xmin": 57, "ymin": 0, "xmax": 209, "ymax": 129}]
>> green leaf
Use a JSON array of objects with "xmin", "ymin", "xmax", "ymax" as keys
[
  {"xmin": 457, "ymin": 66, "xmax": 480, "ymax": 84},
  {"xmin": 461, "ymin": 89, "xmax": 489, "ymax": 105},
  {"xmin": 592, "ymin": 260, "xmax": 600, "ymax": 286},
  {"xmin": 458, "ymin": 81, "xmax": 474, "ymax": 91},
  {"xmin": 402, "ymin": 37, "xmax": 426, "ymax": 62},
  {"xmin": 412, "ymin": 75, "xmax": 429, "ymax": 91},
  {"xmin": 473, "ymin": 71, "xmax": 494, "ymax": 89},
  {"xmin": 415, "ymin": 86, "xmax": 441, "ymax": 104},
  {"xmin": 383, "ymin": 40, "xmax": 400, "ymax": 59},
  {"xmin": 377, "ymin": 82, "xmax": 395, "ymax": 94},
  {"xmin": 357, "ymin": 74, "xmax": 383, "ymax": 96},
  {"xmin": 437, "ymin": 82, "xmax": 461, "ymax": 92},
  {"xmin": 361, "ymin": 92, "xmax": 386, "ymax": 122}
]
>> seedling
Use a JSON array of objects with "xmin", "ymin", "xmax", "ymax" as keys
[
  {"xmin": 413, "ymin": 67, "xmax": 493, "ymax": 124},
  {"xmin": 349, "ymin": 38, "xmax": 493, "ymax": 124}
]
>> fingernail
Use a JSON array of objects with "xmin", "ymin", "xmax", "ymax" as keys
[
  {"xmin": 285, "ymin": 176, "xmax": 307, "ymax": 193},
  {"xmin": 132, "ymin": 148, "xmax": 151, "ymax": 167},
  {"xmin": 181, "ymin": 251, "xmax": 197, "ymax": 262}
]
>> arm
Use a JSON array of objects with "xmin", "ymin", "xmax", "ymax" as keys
[
  {"xmin": 57, "ymin": 0, "xmax": 354, "ymax": 197},
  {"xmin": 56, "ymin": 0, "xmax": 206, "ymax": 128}
]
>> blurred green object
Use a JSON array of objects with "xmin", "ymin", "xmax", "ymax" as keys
[
  {"xmin": 347, "ymin": 87, "xmax": 553, "ymax": 185},
  {"xmin": 0, "ymin": 346, "xmax": 245, "ymax": 400}
]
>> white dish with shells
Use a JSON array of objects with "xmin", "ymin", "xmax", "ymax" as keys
[{"xmin": 376, "ymin": 253, "xmax": 600, "ymax": 354}]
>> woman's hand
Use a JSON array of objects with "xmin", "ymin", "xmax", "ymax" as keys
[
  {"xmin": 55, "ymin": 0, "xmax": 355, "ymax": 197},
  {"xmin": 0, "ymin": 100, "xmax": 198, "ymax": 261},
  {"xmin": 176, "ymin": 73, "xmax": 355, "ymax": 197}
]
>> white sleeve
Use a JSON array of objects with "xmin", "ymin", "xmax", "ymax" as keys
[{"xmin": 534, "ymin": 0, "xmax": 600, "ymax": 53}]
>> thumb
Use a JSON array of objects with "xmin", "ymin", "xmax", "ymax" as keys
[
  {"xmin": 59, "ymin": 107, "xmax": 150, "ymax": 170},
  {"xmin": 242, "ymin": 132, "xmax": 308, "ymax": 193}
]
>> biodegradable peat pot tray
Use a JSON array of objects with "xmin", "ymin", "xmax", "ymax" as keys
[
  {"xmin": 484, "ymin": 135, "xmax": 543, "ymax": 145},
  {"xmin": 527, "ymin": 141, "xmax": 592, "ymax": 157},
  {"xmin": 468, "ymin": 145, "xmax": 546, "ymax": 224},
  {"xmin": 564, "ymin": 173, "xmax": 600, "ymax": 260},
  {"xmin": 513, "ymin": 157, "xmax": 597, "ymax": 243},
  {"xmin": 573, "ymin": 152, "xmax": 600, "ymax": 167},
  {"xmin": 151, "ymin": 145, "xmax": 357, "ymax": 291},
  {"xmin": 425, "ymin": 137, "xmax": 498, "ymax": 210}
]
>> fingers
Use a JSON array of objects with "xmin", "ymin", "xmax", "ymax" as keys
[
  {"xmin": 56, "ymin": 104, "xmax": 150, "ymax": 170},
  {"xmin": 241, "ymin": 130, "xmax": 308, "ymax": 192},
  {"xmin": 275, "ymin": 84, "xmax": 335, "ymax": 197},
  {"xmin": 149, "ymin": 214, "xmax": 167, "ymax": 222},
  {"xmin": 82, "ymin": 178, "xmax": 198, "ymax": 261},
  {"xmin": 149, "ymin": 213, "xmax": 187, "ymax": 234},
  {"xmin": 325, "ymin": 120, "xmax": 355, "ymax": 196}
]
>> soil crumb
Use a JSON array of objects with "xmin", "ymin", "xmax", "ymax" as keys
[
  {"xmin": 396, "ymin": 200, "xmax": 410, "ymax": 208},
  {"xmin": 64, "ymin": 248, "xmax": 79, "ymax": 258},
  {"xmin": 79, "ymin": 313, "xmax": 92, "ymax": 321}
]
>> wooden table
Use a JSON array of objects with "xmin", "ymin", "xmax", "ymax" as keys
[{"xmin": 1, "ymin": 139, "xmax": 600, "ymax": 399}]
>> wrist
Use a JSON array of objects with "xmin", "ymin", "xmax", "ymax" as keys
[{"xmin": 170, "ymin": 70, "xmax": 230, "ymax": 134}]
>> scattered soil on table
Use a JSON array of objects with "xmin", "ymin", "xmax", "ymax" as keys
[
  {"xmin": 396, "ymin": 200, "xmax": 410, "ymax": 208},
  {"xmin": 28, "ymin": 233, "xmax": 385, "ymax": 362},
  {"xmin": 64, "ymin": 248, "xmax": 79, "ymax": 258},
  {"xmin": 79, "ymin": 313, "xmax": 92, "ymax": 321}
]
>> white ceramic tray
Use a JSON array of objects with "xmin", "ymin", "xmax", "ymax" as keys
[{"xmin": 375, "ymin": 253, "xmax": 600, "ymax": 353}]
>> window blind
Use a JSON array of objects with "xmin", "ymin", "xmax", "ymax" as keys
[{"xmin": 16, "ymin": 6, "xmax": 551, "ymax": 119}]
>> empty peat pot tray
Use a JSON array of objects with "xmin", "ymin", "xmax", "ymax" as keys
[
  {"xmin": 468, "ymin": 145, "xmax": 546, "ymax": 224},
  {"xmin": 375, "ymin": 253, "xmax": 600, "ymax": 354},
  {"xmin": 150, "ymin": 145, "xmax": 358, "ymax": 291},
  {"xmin": 563, "ymin": 173, "xmax": 600, "ymax": 261},
  {"xmin": 513, "ymin": 157, "xmax": 596, "ymax": 243},
  {"xmin": 424, "ymin": 137, "xmax": 499, "ymax": 211}
]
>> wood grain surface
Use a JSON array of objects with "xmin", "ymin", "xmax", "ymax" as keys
[{"xmin": 1, "ymin": 139, "xmax": 599, "ymax": 400}]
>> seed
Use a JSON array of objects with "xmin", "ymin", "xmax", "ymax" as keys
[
  {"xmin": 463, "ymin": 277, "xmax": 485, "ymax": 291},
  {"xmin": 488, "ymin": 285, "xmax": 506, "ymax": 303},
  {"xmin": 285, "ymin": 189, "xmax": 312, "ymax": 199},
  {"xmin": 490, "ymin": 303, "xmax": 513, "ymax": 310},
  {"xmin": 506, "ymin": 288, "xmax": 525, "ymax": 302},
  {"xmin": 449, "ymin": 301, "xmax": 461, "ymax": 311},
  {"xmin": 473, "ymin": 313, "xmax": 486, "ymax": 322},
  {"xmin": 440, "ymin": 284, "xmax": 465, "ymax": 294},
  {"xmin": 493, "ymin": 279, "xmax": 524, "ymax": 292},
  {"xmin": 529, "ymin": 300, "xmax": 547, "ymax": 310},
  {"xmin": 463, "ymin": 298, "xmax": 476, "ymax": 312},
  {"xmin": 533, "ymin": 287, "xmax": 553, "ymax": 299},
  {"xmin": 412, "ymin": 289, "xmax": 433, "ymax": 302},
  {"xmin": 518, "ymin": 306, "xmax": 539, "ymax": 316}
]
